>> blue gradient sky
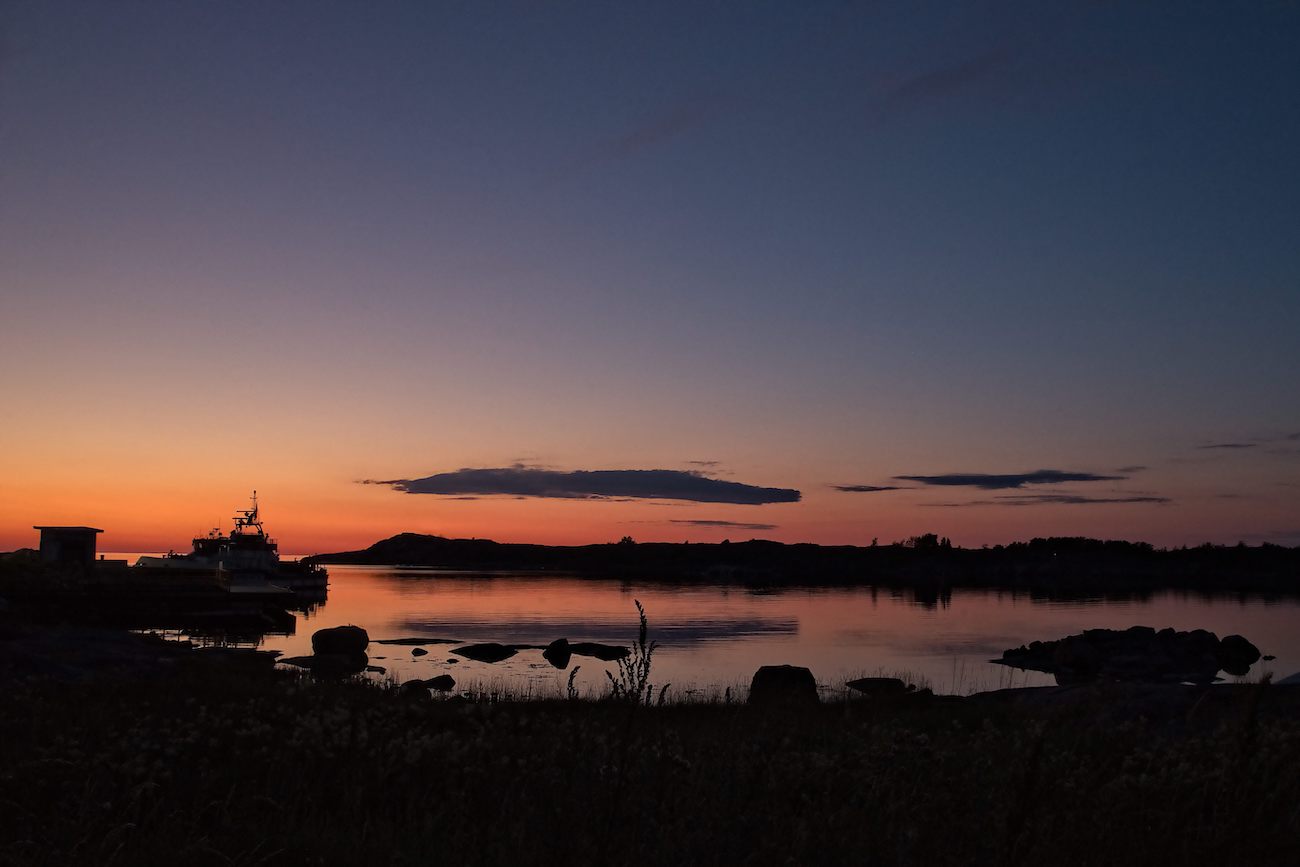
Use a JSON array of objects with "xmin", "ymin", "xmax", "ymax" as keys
[{"xmin": 2, "ymin": 2, "xmax": 1298, "ymax": 551}]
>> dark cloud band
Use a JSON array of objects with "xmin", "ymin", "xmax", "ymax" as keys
[
  {"xmin": 368, "ymin": 467, "xmax": 800, "ymax": 505},
  {"xmin": 832, "ymin": 485, "xmax": 907, "ymax": 493},
  {"xmin": 894, "ymin": 469, "xmax": 1124, "ymax": 490},
  {"xmin": 926, "ymin": 494, "xmax": 1170, "ymax": 507},
  {"xmin": 669, "ymin": 519, "xmax": 777, "ymax": 531}
]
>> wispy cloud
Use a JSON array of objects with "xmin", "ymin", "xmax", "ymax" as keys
[
  {"xmin": 831, "ymin": 484, "xmax": 908, "ymax": 493},
  {"xmin": 927, "ymin": 494, "xmax": 1170, "ymax": 507},
  {"xmin": 1198, "ymin": 442, "xmax": 1257, "ymax": 450},
  {"xmin": 874, "ymin": 48, "xmax": 1013, "ymax": 123},
  {"xmin": 1116, "ymin": 465, "xmax": 1148, "ymax": 473},
  {"xmin": 669, "ymin": 519, "xmax": 777, "ymax": 531},
  {"xmin": 894, "ymin": 469, "xmax": 1124, "ymax": 490},
  {"xmin": 365, "ymin": 467, "xmax": 800, "ymax": 505},
  {"xmin": 595, "ymin": 96, "xmax": 732, "ymax": 162}
]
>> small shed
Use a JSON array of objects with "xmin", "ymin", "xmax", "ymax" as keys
[{"xmin": 33, "ymin": 526, "xmax": 103, "ymax": 568}]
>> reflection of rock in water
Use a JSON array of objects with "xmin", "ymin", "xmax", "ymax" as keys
[
  {"xmin": 278, "ymin": 625, "xmax": 372, "ymax": 677},
  {"xmin": 995, "ymin": 626, "xmax": 1261, "ymax": 684},
  {"xmin": 280, "ymin": 651, "xmax": 369, "ymax": 677},
  {"xmin": 374, "ymin": 637, "xmax": 460, "ymax": 646},
  {"xmin": 395, "ymin": 615, "xmax": 796, "ymax": 648}
]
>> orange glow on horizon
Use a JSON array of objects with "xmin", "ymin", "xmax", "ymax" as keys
[{"xmin": 3, "ymin": 469, "xmax": 1291, "ymax": 555}]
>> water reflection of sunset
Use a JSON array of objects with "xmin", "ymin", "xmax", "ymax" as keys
[{"xmin": 263, "ymin": 568, "xmax": 1300, "ymax": 696}]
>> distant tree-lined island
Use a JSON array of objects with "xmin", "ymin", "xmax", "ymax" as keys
[{"xmin": 308, "ymin": 533, "xmax": 1300, "ymax": 595}]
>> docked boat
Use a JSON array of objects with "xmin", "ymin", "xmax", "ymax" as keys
[{"xmin": 136, "ymin": 492, "xmax": 327, "ymax": 604}]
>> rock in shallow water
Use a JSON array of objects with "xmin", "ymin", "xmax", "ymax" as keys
[
  {"xmin": 543, "ymin": 638, "xmax": 572, "ymax": 669},
  {"xmin": 451, "ymin": 643, "xmax": 517, "ymax": 663},
  {"xmin": 996, "ymin": 626, "xmax": 1262, "ymax": 684},
  {"xmin": 312, "ymin": 625, "xmax": 369, "ymax": 656},
  {"xmin": 425, "ymin": 674, "xmax": 456, "ymax": 691}
]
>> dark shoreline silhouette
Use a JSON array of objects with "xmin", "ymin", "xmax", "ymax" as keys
[{"xmin": 307, "ymin": 533, "xmax": 1300, "ymax": 595}]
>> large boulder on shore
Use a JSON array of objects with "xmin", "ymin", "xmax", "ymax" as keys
[
  {"xmin": 1217, "ymin": 634, "xmax": 1262, "ymax": 676},
  {"xmin": 312, "ymin": 625, "xmax": 370, "ymax": 656},
  {"xmin": 748, "ymin": 665, "xmax": 819, "ymax": 707}
]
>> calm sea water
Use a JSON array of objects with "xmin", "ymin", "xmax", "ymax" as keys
[{"xmin": 258, "ymin": 565, "xmax": 1299, "ymax": 697}]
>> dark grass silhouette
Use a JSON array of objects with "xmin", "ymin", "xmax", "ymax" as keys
[
  {"xmin": 4, "ymin": 567, "xmax": 1300, "ymax": 865},
  {"xmin": 3, "ymin": 669, "xmax": 1299, "ymax": 866}
]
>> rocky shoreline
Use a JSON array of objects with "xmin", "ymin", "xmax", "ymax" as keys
[{"xmin": 4, "ymin": 616, "xmax": 1297, "ymax": 724}]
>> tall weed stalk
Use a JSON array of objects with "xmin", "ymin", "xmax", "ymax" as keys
[{"xmin": 605, "ymin": 600, "xmax": 667, "ymax": 705}]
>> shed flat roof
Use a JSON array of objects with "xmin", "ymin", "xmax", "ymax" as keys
[{"xmin": 34, "ymin": 526, "xmax": 104, "ymax": 533}]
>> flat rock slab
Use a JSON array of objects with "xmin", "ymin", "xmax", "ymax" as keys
[
  {"xmin": 375, "ymin": 637, "xmax": 460, "ymax": 646},
  {"xmin": 846, "ymin": 677, "xmax": 915, "ymax": 696},
  {"xmin": 451, "ymin": 643, "xmax": 518, "ymax": 663},
  {"xmin": 569, "ymin": 642, "xmax": 630, "ymax": 661}
]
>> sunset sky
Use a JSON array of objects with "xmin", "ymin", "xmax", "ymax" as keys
[{"xmin": 2, "ymin": 2, "xmax": 1298, "ymax": 554}]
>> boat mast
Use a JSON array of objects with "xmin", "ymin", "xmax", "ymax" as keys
[{"xmin": 233, "ymin": 490, "xmax": 264, "ymax": 537}]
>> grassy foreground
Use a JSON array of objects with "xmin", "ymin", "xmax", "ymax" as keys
[{"xmin": 3, "ymin": 663, "xmax": 1299, "ymax": 867}]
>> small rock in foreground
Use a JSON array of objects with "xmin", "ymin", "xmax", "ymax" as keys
[{"xmin": 748, "ymin": 665, "xmax": 819, "ymax": 707}]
